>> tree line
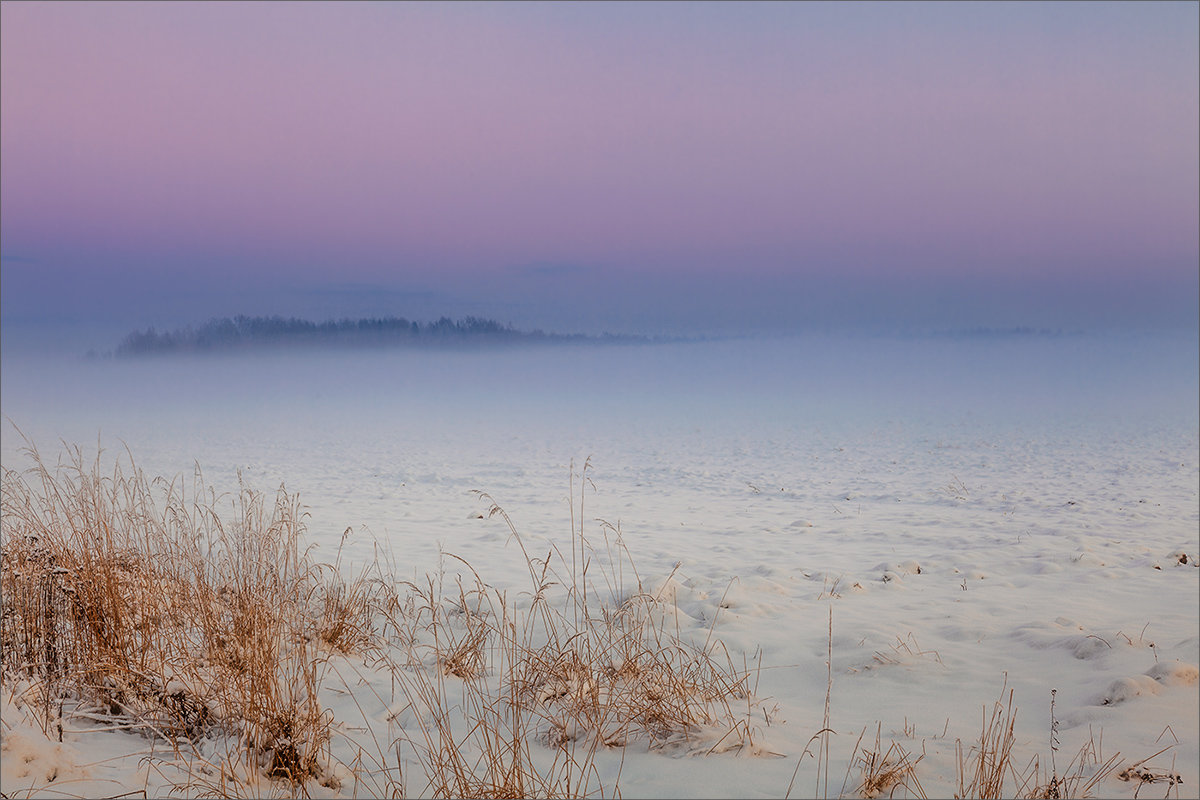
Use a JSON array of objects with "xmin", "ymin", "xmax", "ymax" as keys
[{"xmin": 114, "ymin": 314, "xmax": 605, "ymax": 356}]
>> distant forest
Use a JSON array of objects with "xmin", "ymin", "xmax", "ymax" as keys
[{"xmin": 115, "ymin": 315, "xmax": 638, "ymax": 356}]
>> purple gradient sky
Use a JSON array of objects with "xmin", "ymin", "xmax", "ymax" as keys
[{"xmin": 2, "ymin": 1, "xmax": 1197, "ymax": 344}]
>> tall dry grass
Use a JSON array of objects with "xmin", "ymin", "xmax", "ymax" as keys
[
  {"xmin": 954, "ymin": 679, "xmax": 1020, "ymax": 799},
  {"xmin": 0, "ymin": 440, "xmax": 369, "ymax": 789},
  {"xmin": 1, "ymin": 446, "xmax": 767, "ymax": 798},
  {"xmin": 951, "ymin": 679, "xmax": 1125, "ymax": 800},
  {"xmin": 375, "ymin": 462, "xmax": 769, "ymax": 797}
]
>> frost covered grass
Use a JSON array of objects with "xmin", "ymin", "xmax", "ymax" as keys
[
  {"xmin": 378, "ymin": 470, "xmax": 770, "ymax": 797},
  {"xmin": 0, "ymin": 440, "xmax": 355, "ymax": 788},
  {"xmin": 0, "ymin": 447, "xmax": 765, "ymax": 797}
]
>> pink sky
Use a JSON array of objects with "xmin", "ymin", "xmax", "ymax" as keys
[{"xmin": 2, "ymin": 1, "xmax": 1197, "ymax": 337}]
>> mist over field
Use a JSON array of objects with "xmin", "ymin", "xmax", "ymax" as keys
[
  {"xmin": 3, "ymin": 266, "xmax": 1198, "ymax": 360},
  {"xmin": 4, "ymin": 331, "xmax": 1195, "ymax": 489}
]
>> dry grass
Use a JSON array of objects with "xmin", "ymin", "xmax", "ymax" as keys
[
  {"xmin": 853, "ymin": 723, "xmax": 927, "ymax": 799},
  {"xmin": 2, "ymin": 447, "xmax": 766, "ymax": 798},
  {"xmin": 1017, "ymin": 735, "xmax": 1123, "ymax": 799},
  {"xmin": 484, "ymin": 467, "xmax": 763, "ymax": 756},
  {"xmin": 0, "ymin": 440, "xmax": 368, "ymax": 790},
  {"xmin": 376, "ymin": 462, "xmax": 769, "ymax": 797},
  {"xmin": 1114, "ymin": 745, "xmax": 1183, "ymax": 798},
  {"xmin": 872, "ymin": 633, "xmax": 943, "ymax": 668},
  {"xmin": 1010, "ymin": 689, "xmax": 1122, "ymax": 799},
  {"xmin": 954, "ymin": 678, "xmax": 1019, "ymax": 799},
  {"xmin": 381, "ymin": 568, "xmax": 605, "ymax": 799}
]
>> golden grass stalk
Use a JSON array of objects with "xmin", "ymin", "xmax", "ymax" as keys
[{"xmin": 955, "ymin": 677, "xmax": 1019, "ymax": 799}]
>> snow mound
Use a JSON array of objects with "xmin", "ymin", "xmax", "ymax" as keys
[
  {"xmin": 1098, "ymin": 661, "xmax": 1199, "ymax": 705},
  {"xmin": 1098, "ymin": 675, "xmax": 1162, "ymax": 705},
  {"xmin": 1146, "ymin": 660, "xmax": 1199, "ymax": 687}
]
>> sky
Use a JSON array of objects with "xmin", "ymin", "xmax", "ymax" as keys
[{"xmin": 1, "ymin": 0, "xmax": 1198, "ymax": 348}]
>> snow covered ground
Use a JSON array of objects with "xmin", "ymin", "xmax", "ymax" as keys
[{"xmin": 1, "ymin": 332, "xmax": 1196, "ymax": 798}]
